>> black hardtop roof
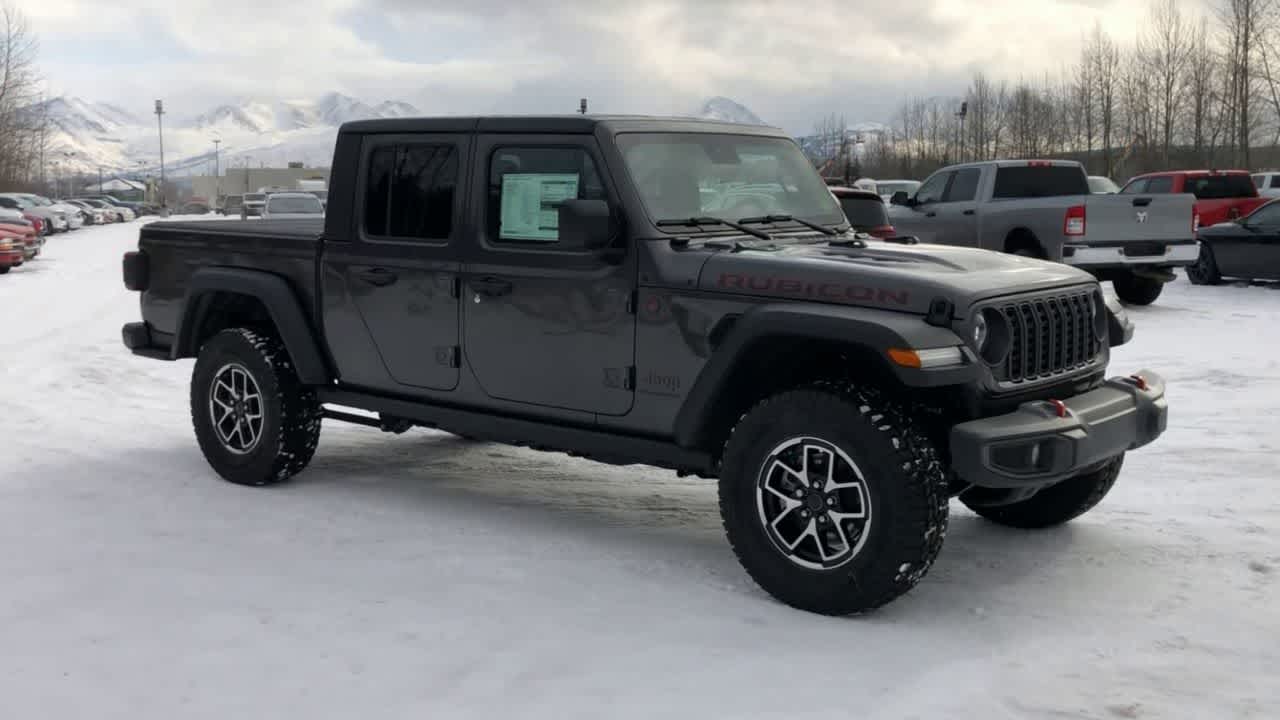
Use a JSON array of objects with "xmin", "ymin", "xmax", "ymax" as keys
[{"xmin": 337, "ymin": 114, "xmax": 790, "ymax": 138}]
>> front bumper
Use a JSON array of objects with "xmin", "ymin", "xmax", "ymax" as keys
[
  {"xmin": 1063, "ymin": 240, "xmax": 1198, "ymax": 268},
  {"xmin": 950, "ymin": 370, "xmax": 1167, "ymax": 488}
]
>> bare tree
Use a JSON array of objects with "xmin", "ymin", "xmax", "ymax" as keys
[
  {"xmin": 1140, "ymin": 0, "xmax": 1192, "ymax": 163},
  {"xmin": 0, "ymin": 6, "xmax": 41, "ymax": 186}
]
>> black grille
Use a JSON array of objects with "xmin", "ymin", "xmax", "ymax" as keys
[{"xmin": 998, "ymin": 291, "xmax": 1101, "ymax": 383}]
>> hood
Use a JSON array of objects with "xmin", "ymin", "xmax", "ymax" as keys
[{"xmin": 697, "ymin": 238, "xmax": 1095, "ymax": 315}]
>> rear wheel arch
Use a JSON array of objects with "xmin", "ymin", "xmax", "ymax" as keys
[
  {"xmin": 1003, "ymin": 228, "xmax": 1045, "ymax": 258},
  {"xmin": 175, "ymin": 268, "xmax": 331, "ymax": 385}
]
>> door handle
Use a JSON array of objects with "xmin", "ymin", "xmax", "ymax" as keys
[
  {"xmin": 354, "ymin": 267, "xmax": 397, "ymax": 287},
  {"xmin": 925, "ymin": 211, "xmax": 937, "ymax": 217},
  {"xmin": 962, "ymin": 209, "xmax": 975, "ymax": 216},
  {"xmin": 469, "ymin": 277, "xmax": 513, "ymax": 297}
]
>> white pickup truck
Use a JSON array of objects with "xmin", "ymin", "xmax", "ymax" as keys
[{"xmin": 888, "ymin": 159, "xmax": 1198, "ymax": 305}]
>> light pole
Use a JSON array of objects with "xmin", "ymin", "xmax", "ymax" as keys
[
  {"xmin": 98, "ymin": 166, "xmax": 104, "ymax": 194},
  {"xmin": 61, "ymin": 151, "xmax": 76, "ymax": 198},
  {"xmin": 155, "ymin": 99, "xmax": 167, "ymax": 209},
  {"xmin": 956, "ymin": 101, "xmax": 968, "ymax": 163},
  {"xmin": 212, "ymin": 138, "xmax": 221, "ymax": 204}
]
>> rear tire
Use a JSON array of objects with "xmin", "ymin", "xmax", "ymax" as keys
[
  {"xmin": 191, "ymin": 328, "xmax": 322, "ymax": 486},
  {"xmin": 1112, "ymin": 273, "xmax": 1164, "ymax": 305},
  {"xmin": 960, "ymin": 455, "xmax": 1123, "ymax": 529},
  {"xmin": 719, "ymin": 383, "xmax": 948, "ymax": 615},
  {"xmin": 0, "ymin": 266, "xmax": 10, "ymax": 274},
  {"xmin": 1186, "ymin": 244, "xmax": 1222, "ymax": 285}
]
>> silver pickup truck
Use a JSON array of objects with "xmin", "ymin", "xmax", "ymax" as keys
[{"xmin": 887, "ymin": 159, "xmax": 1198, "ymax": 305}]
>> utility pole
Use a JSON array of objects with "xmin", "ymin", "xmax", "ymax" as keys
[
  {"xmin": 155, "ymin": 100, "xmax": 167, "ymax": 209},
  {"xmin": 212, "ymin": 139, "xmax": 221, "ymax": 205}
]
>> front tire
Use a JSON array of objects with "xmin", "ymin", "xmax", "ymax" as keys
[
  {"xmin": 191, "ymin": 328, "xmax": 322, "ymax": 486},
  {"xmin": 1186, "ymin": 244, "xmax": 1222, "ymax": 285},
  {"xmin": 960, "ymin": 455, "xmax": 1123, "ymax": 529},
  {"xmin": 719, "ymin": 383, "xmax": 948, "ymax": 615},
  {"xmin": 1112, "ymin": 273, "xmax": 1164, "ymax": 305}
]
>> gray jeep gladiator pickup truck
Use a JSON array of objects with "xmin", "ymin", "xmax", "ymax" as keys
[
  {"xmin": 121, "ymin": 116, "xmax": 1169, "ymax": 615},
  {"xmin": 889, "ymin": 159, "xmax": 1198, "ymax": 306}
]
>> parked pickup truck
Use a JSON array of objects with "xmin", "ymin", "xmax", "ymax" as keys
[
  {"xmin": 1120, "ymin": 169, "xmax": 1268, "ymax": 228},
  {"xmin": 120, "ymin": 116, "xmax": 1169, "ymax": 616},
  {"xmin": 888, "ymin": 160, "xmax": 1198, "ymax": 306}
]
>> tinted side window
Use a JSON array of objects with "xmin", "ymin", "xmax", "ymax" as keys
[
  {"xmin": 1185, "ymin": 174, "xmax": 1257, "ymax": 199},
  {"xmin": 363, "ymin": 143, "xmax": 457, "ymax": 240},
  {"xmin": 915, "ymin": 172, "xmax": 951, "ymax": 204},
  {"xmin": 1247, "ymin": 202, "xmax": 1280, "ymax": 226},
  {"xmin": 992, "ymin": 166, "xmax": 1089, "ymax": 198},
  {"xmin": 838, "ymin": 196, "xmax": 888, "ymax": 227},
  {"xmin": 488, "ymin": 146, "xmax": 606, "ymax": 247},
  {"xmin": 944, "ymin": 168, "xmax": 981, "ymax": 202},
  {"xmin": 1145, "ymin": 176, "xmax": 1173, "ymax": 193},
  {"xmin": 1120, "ymin": 178, "xmax": 1149, "ymax": 194},
  {"xmin": 1270, "ymin": 176, "xmax": 1280, "ymax": 189}
]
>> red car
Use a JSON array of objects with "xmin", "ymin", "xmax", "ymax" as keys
[
  {"xmin": 21, "ymin": 212, "xmax": 45, "ymax": 235},
  {"xmin": 1119, "ymin": 169, "xmax": 1268, "ymax": 228},
  {"xmin": 0, "ymin": 235, "xmax": 22, "ymax": 273},
  {"xmin": 0, "ymin": 223, "xmax": 39, "ymax": 261}
]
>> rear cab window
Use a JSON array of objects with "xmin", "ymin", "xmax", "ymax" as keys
[
  {"xmin": 1183, "ymin": 174, "xmax": 1257, "ymax": 199},
  {"xmin": 991, "ymin": 165, "xmax": 1088, "ymax": 198},
  {"xmin": 835, "ymin": 194, "xmax": 888, "ymax": 228}
]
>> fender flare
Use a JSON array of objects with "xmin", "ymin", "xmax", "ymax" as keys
[
  {"xmin": 174, "ymin": 267, "xmax": 331, "ymax": 385},
  {"xmin": 671, "ymin": 302, "xmax": 977, "ymax": 449}
]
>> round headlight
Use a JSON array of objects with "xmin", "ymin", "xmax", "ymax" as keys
[{"xmin": 976, "ymin": 308, "xmax": 1012, "ymax": 365}]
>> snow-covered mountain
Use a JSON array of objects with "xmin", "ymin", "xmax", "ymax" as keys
[
  {"xmin": 29, "ymin": 93, "xmax": 422, "ymax": 175},
  {"xmin": 695, "ymin": 96, "xmax": 764, "ymax": 125}
]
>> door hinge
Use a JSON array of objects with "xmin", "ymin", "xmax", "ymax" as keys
[
  {"xmin": 624, "ymin": 365, "xmax": 636, "ymax": 390},
  {"xmin": 625, "ymin": 290, "xmax": 638, "ymax": 314},
  {"xmin": 450, "ymin": 276, "xmax": 461, "ymax": 299}
]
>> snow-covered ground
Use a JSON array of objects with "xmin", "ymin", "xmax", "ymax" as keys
[{"xmin": 1, "ymin": 220, "xmax": 1277, "ymax": 719}]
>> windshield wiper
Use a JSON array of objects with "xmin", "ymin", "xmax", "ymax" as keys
[
  {"xmin": 738, "ymin": 214, "xmax": 839, "ymax": 236},
  {"xmin": 655, "ymin": 216, "xmax": 774, "ymax": 241}
]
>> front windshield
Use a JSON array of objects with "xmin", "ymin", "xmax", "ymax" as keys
[
  {"xmin": 3, "ymin": 196, "xmax": 32, "ymax": 209},
  {"xmin": 1088, "ymin": 176, "xmax": 1120, "ymax": 194},
  {"xmin": 266, "ymin": 196, "xmax": 323, "ymax": 214},
  {"xmin": 245, "ymin": 194, "xmax": 266, "ymax": 203},
  {"xmin": 617, "ymin": 133, "xmax": 844, "ymax": 229}
]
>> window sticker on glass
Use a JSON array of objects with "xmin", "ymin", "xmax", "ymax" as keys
[{"xmin": 499, "ymin": 173, "xmax": 580, "ymax": 241}]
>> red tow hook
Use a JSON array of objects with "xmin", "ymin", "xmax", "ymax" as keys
[
  {"xmin": 1129, "ymin": 374, "xmax": 1149, "ymax": 391},
  {"xmin": 1048, "ymin": 399, "xmax": 1068, "ymax": 418}
]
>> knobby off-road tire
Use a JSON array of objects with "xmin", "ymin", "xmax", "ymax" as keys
[
  {"xmin": 1112, "ymin": 273, "xmax": 1164, "ymax": 306},
  {"xmin": 961, "ymin": 455, "xmax": 1124, "ymax": 529},
  {"xmin": 1186, "ymin": 244, "xmax": 1223, "ymax": 285},
  {"xmin": 191, "ymin": 328, "xmax": 322, "ymax": 487},
  {"xmin": 719, "ymin": 383, "xmax": 949, "ymax": 615}
]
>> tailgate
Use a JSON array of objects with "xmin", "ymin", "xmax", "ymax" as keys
[{"xmin": 1084, "ymin": 193, "xmax": 1195, "ymax": 243}]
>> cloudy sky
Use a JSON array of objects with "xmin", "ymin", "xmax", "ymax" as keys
[{"xmin": 28, "ymin": 0, "xmax": 1178, "ymax": 133}]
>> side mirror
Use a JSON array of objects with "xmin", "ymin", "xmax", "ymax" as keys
[
  {"xmin": 890, "ymin": 191, "xmax": 910, "ymax": 206},
  {"xmin": 558, "ymin": 199, "xmax": 613, "ymax": 251}
]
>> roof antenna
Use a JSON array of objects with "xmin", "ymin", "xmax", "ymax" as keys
[{"xmin": 579, "ymin": 98, "xmax": 588, "ymax": 115}]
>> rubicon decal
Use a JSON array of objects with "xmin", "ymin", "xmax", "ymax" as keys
[{"xmin": 717, "ymin": 273, "xmax": 911, "ymax": 305}]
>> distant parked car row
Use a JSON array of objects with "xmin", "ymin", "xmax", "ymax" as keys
[
  {"xmin": 216, "ymin": 190, "xmax": 325, "ymax": 220},
  {"xmin": 0, "ymin": 191, "xmax": 154, "ymax": 278}
]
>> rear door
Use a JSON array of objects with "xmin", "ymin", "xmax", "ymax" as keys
[
  {"xmin": 461, "ymin": 136, "xmax": 635, "ymax": 416},
  {"xmin": 320, "ymin": 133, "xmax": 467, "ymax": 393}
]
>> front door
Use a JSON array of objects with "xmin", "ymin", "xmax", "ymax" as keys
[
  {"xmin": 321, "ymin": 133, "xmax": 467, "ymax": 392},
  {"xmin": 1221, "ymin": 202, "xmax": 1280, "ymax": 280},
  {"xmin": 933, "ymin": 167, "xmax": 981, "ymax": 247},
  {"xmin": 889, "ymin": 170, "xmax": 952, "ymax": 244},
  {"xmin": 462, "ymin": 137, "xmax": 636, "ymax": 416}
]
